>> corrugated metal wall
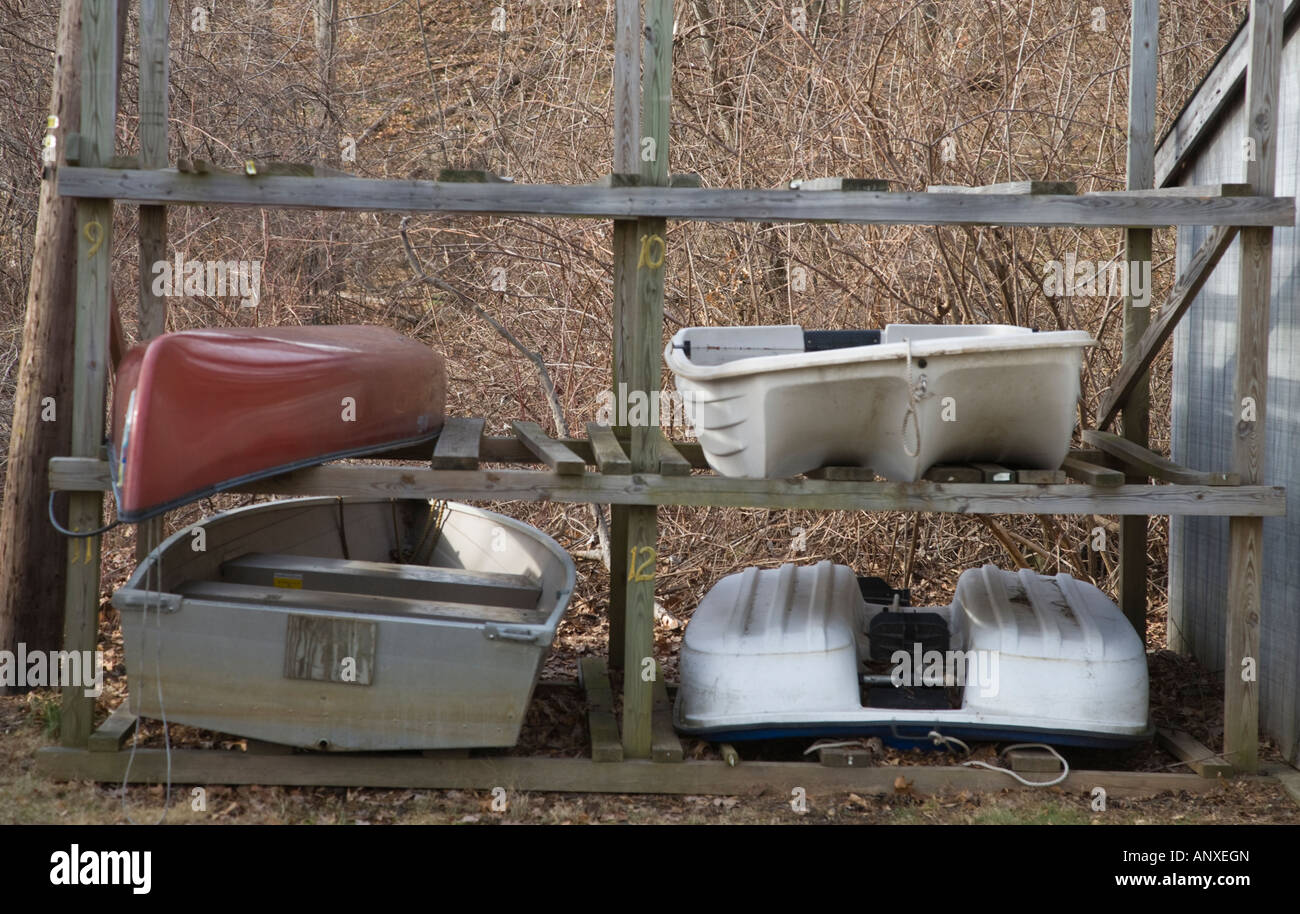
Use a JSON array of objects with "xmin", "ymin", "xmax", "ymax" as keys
[{"xmin": 1170, "ymin": 33, "xmax": 1300, "ymax": 764}]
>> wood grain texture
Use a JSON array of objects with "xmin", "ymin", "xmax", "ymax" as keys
[
  {"xmin": 580, "ymin": 657, "xmax": 623, "ymax": 762},
  {"xmin": 1083, "ymin": 430, "xmax": 1239, "ymax": 485},
  {"xmin": 1224, "ymin": 0, "xmax": 1284, "ymax": 775},
  {"xmin": 1097, "ymin": 224, "xmax": 1239, "ymax": 429},
  {"xmin": 55, "ymin": 168, "xmax": 1297, "ymax": 227},
  {"xmin": 49, "ymin": 457, "xmax": 1288, "ymax": 515},
  {"xmin": 35, "ymin": 747, "xmax": 1266, "ymax": 797},
  {"xmin": 431, "ymin": 417, "xmax": 484, "ymax": 470},
  {"xmin": 510, "ymin": 420, "xmax": 585, "ymax": 474}
]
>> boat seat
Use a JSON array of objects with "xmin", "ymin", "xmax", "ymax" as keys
[
  {"xmin": 177, "ymin": 580, "xmax": 551, "ymax": 626},
  {"xmin": 219, "ymin": 553, "xmax": 541, "ymax": 610}
]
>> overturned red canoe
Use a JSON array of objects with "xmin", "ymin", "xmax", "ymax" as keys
[{"xmin": 110, "ymin": 326, "xmax": 446, "ymax": 522}]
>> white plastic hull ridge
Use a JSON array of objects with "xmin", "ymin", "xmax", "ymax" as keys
[
  {"xmin": 665, "ymin": 324, "xmax": 1094, "ymax": 481},
  {"xmin": 113, "ymin": 497, "xmax": 575, "ymax": 751},
  {"xmin": 675, "ymin": 562, "xmax": 1150, "ymax": 747}
]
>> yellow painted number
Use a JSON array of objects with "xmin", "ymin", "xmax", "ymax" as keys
[
  {"xmin": 637, "ymin": 233, "xmax": 665, "ymax": 270},
  {"xmin": 83, "ymin": 219, "xmax": 104, "ymax": 257},
  {"xmin": 627, "ymin": 545, "xmax": 656, "ymax": 582}
]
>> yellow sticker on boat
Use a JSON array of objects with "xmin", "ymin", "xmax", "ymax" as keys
[{"xmin": 273, "ymin": 573, "xmax": 304, "ymax": 589}]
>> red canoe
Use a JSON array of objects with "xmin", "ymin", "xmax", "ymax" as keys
[{"xmin": 110, "ymin": 326, "xmax": 446, "ymax": 522}]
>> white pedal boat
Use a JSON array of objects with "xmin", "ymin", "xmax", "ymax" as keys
[
  {"xmin": 665, "ymin": 324, "xmax": 1094, "ymax": 481},
  {"xmin": 113, "ymin": 497, "xmax": 575, "ymax": 751},
  {"xmin": 675, "ymin": 562, "xmax": 1150, "ymax": 748}
]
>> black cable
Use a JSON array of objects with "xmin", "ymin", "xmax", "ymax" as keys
[{"xmin": 48, "ymin": 491, "xmax": 122, "ymax": 538}]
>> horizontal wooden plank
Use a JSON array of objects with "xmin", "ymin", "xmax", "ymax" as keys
[
  {"xmin": 1082, "ymin": 430, "xmax": 1239, "ymax": 485},
  {"xmin": 585, "ymin": 422, "xmax": 631, "ymax": 474},
  {"xmin": 56, "ymin": 168, "xmax": 1295, "ymax": 227},
  {"xmin": 431, "ymin": 417, "xmax": 484, "ymax": 470},
  {"xmin": 1061, "ymin": 456, "xmax": 1126, "ymax": 487},
  {"xmin": 656, "ymin": 431, "xmax": 693, "ymax": 477},
  {"xmin": 51, "ymin": 458, "xmax": 1286, "ymax": 516},
  {"xmin": 1156, "ymin": 728, "xmax": 1235, "ymax": 778},
  {"xmin": 35, "ymin": 747, "xmax": 1256, "ymax": 798},
  {"xmin": 87, "ymin": 705, "xmax": 137, "ymax": 752},
  {"xmin": 579, "ymin": 657, "xmax": 623, "ymax": 763},
  {"xmin": 510, "ymin": 420, "xmax": 585, "ymax": 474}
]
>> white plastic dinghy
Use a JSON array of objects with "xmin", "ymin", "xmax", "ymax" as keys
[
  {"xmin": 674, "ymin": 561, "xmax": 1150, "ymax": 747},
  {"xmin": 665, "ymin": 324, "xmax": 1094, "ymax": 481},
  {"xmin": 113, "ymin": 497, "xmax": 576, "ymax": 751}
]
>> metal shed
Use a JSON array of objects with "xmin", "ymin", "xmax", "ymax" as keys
[{"xmin": 1161, "ymin": 1, "xmax": 1300, "ymax": 765}]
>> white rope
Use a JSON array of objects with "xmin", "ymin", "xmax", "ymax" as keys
[
  {"xmin": 927, "ymin": 729, "xmax": 971, "ymax": 756},
  {"xmin": 900, "ymin": 337, "xmax": 929, "ymax": 458},
  {"xmin": 961, "ymin": 741, "xmax": 1070, "ymax": 788}
]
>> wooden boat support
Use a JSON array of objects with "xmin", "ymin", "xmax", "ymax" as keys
[
  {"xmin": 36, "ymin": 744, "xmax": 1274, "ymax": 797},
  {"xmin": 42, "ymin": 0, "xmax": 1290, "ymax": 794},
  {"xmin": 49, "ymin": 445, "xmax": 1286, "ymax": 516}
]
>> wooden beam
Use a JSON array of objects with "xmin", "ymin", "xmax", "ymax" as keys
[
  {"xmin": 1060, "ymin": 456, "xmax": 1126, "ymax": 487},
  {"xmin": 509, "ymin": 420, "xmax": 585, "ymax": 474},
  {"xmin": 430, "ymin": 417, "xmax": 484, "ymax": 470},
  {"xmin": 1118, "ymin": 0, "xmax": 1158, "ymax": 642},
  {"xmin": 607, "ymin": 0, "xmax": 641, "ymax": 676},
  {"xmin": 1156, "ymin": 728, "xmax": 1234, "ymax": 778},
  {"xmin": 1225, "ymin": 0, "xmax": 1284, "ymax": 776},
  {"xmin": 87, "ymin": 705, "xmax": 137, "ymax": 752},
  {"xmin": 34, "ymin": 746, "xmax": 1266, "ymax": 798},
  {"xmin": 586, "ymin": 423, "xmax": 631, "ymax": 474},
  {"xmin": 61, "ymin": 0, "xmax": 119, "ymax": 749},
  {"xmin": 1082, "ymin": 430, "xmax": 1239, "ymax": 485},
  {"xmin": 1097, "ymin": 224, "xmax": 1239, "ymax": 429},
  {"xmin": 656, "ymin": 430, "xmax": 692, "ymax": 476},
  {"xmin": 54, "ymin": 168, "xmax": 1297, "ymax": 227},
  {"xmin": 620, "ymin": 0, "xmax": 673, "ymax": 760},
  {"xmin": 578, "ymin": 657, "xmax": 623, "ymax": 763},
  {"xmin": 50, "ymin": 458, "xmax": 1288, "ymax": 516},
  {"xmin": 651, "ymin": 674, "xmax": 683, "ymax": 762},
  {"xmin": 1154, "ymin": 0, "xmax": 1300, "ymax": 187}
]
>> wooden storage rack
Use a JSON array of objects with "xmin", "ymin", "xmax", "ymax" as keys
[{"xmin": 38, "ymin": 0, "xmax": 1290, "ymax": 794}]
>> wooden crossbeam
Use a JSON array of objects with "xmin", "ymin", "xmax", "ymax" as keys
[
  {"xmin": 791, "ymin": 177, "xmax": 891, "ymax": 191},
  {"xmin": 1083, "ymin": 430, "xmax": 1239, "ymax": 485},
  {"xmin": 1061, "ymin": 455, "xmax": 1125, "ymax": 487},
  {"xmin": 35, "ymin": 747, "xmax": 1264, "ymax": 797},
  {"xmin": 55, "ymin": 168, "xmax": 1297, "ymax": 227},
  {"xmin": 1097, "ymin": 224, "xmax": 1239, "ymax": 429},
  {"xmin": 585, "ymin": 422, "xmax": 631, "ymax": 474},
  {"xmin": 87, "ymin": 706, "xmax": 137, "ymax": 752},
  {"xmin": 656, "ymin": 431, "xmax": 693, "ymax": 476},
  {"xmin": 510, "ymin": 420, "xmax": 585, "ymax": 474},
  {"xmin": 1156, "ymin": 728, "xmax": 1234, "ymax": 778},
  {"xmin": 431, "ymin": 417, "xmax": 484, "ymax": 470},
  {"xmin": 50, "ymin": 457, "xmax": 1287, "ymax": 516},
  {"xmin": 650, "ymin": 676, "xmax": 684, "ymax": 763},
  {"xmin": 579, "ymin": 657, "xmax": 623, "ymax": 763}
]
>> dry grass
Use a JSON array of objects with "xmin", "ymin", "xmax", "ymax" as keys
[{"xmin": 1, "ymin": 0, "xmax": 1286, "ymax": 822}]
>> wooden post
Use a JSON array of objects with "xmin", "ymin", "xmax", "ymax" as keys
[
  {"xmin": 1118, "ymin": 0, "xmax": 1157, "ymax": 643},
  {"xmin": 619, "ymin": 0, "xmax": 672, "ymax": 759},
  {"xmin": 61, "ymin": 0, "xmax": 119, "ymax": 747},
  {"xmin": 1225, "ymin": 0, "xmax": 1282, "ymax": 774},
  {"xmin": 135, "ymin": 0, "xmax": 168, "ymax": 563},
  {"xmin": 607, "ymin": 0, "xmax": 640, "ymax": 671}
]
